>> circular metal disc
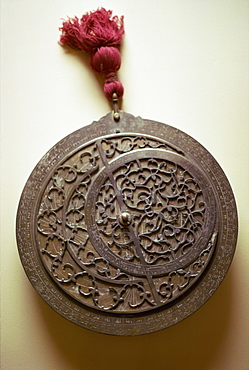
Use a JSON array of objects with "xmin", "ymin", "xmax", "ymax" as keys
[{"xmin": 16, "ymin": 111, "xmax": 237, "ymax": 335}]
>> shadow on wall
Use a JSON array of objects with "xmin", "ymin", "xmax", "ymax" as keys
[{"xmin": 34, "ymin": 267, "xmax": 234, "ymax": 370}]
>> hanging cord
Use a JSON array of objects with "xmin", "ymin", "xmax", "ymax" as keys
[{"xmin": 59, "ymin": 8, "xmax": 124, "ymax": 119}]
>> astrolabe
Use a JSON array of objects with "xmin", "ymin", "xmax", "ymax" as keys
[{"xmin": 16, "ymin": 111, "xmax": 237, "ymax": 335}]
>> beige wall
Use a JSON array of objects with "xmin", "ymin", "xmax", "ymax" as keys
[{"xmin": 1, "ymin": 1, "xmax": 249, "ymax": 369}]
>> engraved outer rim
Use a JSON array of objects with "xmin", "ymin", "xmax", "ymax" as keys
[{"xmin": 16, "ymin": 111, "xmax": 238, "ymax": 336}]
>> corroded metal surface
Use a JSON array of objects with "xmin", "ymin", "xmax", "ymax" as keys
[{"xmin": 16, "ymin": 111, "xmax": 237, "ymax": 335}]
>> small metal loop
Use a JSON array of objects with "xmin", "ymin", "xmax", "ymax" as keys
[{"xmin": 112, "ymin": 93, "xmax": 120, "ymax": 121}]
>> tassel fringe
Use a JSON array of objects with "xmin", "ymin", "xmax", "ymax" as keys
[{"xmin": 59, "ymin": 8, "xmax": 124, "ymax": 100}]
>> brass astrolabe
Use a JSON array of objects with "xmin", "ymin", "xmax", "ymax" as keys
[{"xmin": 16, "ymin": 9, "xmax": 237, "ymax": 336}]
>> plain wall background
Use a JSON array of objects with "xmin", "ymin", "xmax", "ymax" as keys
[{"xmin": 1, "ymin": 1, "xmax": 249, "ymax": 369}]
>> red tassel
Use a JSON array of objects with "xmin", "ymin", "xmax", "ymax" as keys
[{"xmin": 59, "ymin": 8, "xmax": 124, "ymax": 101}]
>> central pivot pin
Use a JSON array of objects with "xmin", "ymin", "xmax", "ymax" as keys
[{"xmin": 118, "ymin": 211, "xmax": 132, "ymax": 226}]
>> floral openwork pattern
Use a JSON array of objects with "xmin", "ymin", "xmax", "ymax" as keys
[
  {"xmin": 36, "ymin": 134, "xmax": 217, "ymax": 313},
  {"xmin": 98, "ymin": 158, "xmax": 206, "ymax": 266}
]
